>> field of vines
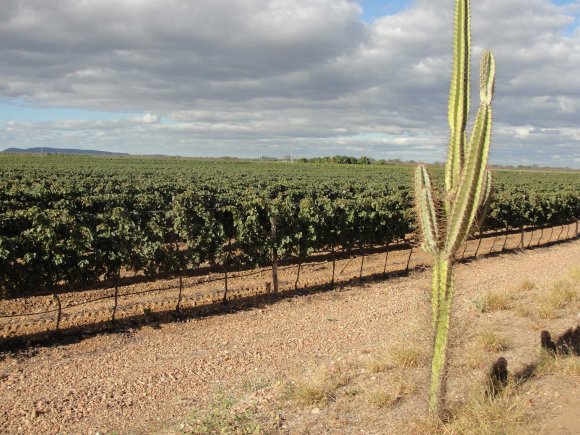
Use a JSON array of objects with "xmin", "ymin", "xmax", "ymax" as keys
[{"xmin": 2, "ymin": 154, "xmax": 580, "ymax": 299}]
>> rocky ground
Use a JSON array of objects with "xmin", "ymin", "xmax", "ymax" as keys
[{"xmin": 1, "ymin": 230, "xmax": 579, "ymax": 434}]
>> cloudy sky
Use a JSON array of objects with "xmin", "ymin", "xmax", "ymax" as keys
[{"xmin": 0, "ymin": 0, "xmax": 579, "ymax": 166}]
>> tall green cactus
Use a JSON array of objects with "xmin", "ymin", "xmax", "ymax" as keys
[{"xmin": 415, "ymin": 0, "xmax": 495, "ymax": 415}]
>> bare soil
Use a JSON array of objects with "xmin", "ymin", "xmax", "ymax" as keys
[{"xmin": 0, "ymin": 228, "xmax": 579, "ymax": 434}]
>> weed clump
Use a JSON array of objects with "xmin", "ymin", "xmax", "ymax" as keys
[
  {"xmin": 365, "ymin": 381, "xmax": 415, "ymax": 409},
  {"xmin": 288, "ymin": 364, "xmax": 350, "ymax": 406},
  {"xmin": 478, "ymin": 330, "xmax": 510, "ymax": 352}
]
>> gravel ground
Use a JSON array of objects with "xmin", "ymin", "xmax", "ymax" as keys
[{"xmin": 1, "ymin": 237, "xmax": 579, "ymax": 434}]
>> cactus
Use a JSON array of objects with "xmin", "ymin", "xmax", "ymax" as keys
[{"xmin": 415, "ymin": 0, "xmax": 495, "ymax": 415}]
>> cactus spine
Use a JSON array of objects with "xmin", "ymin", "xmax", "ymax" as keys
[{"xmin": 415, "ymin": 0, "xmax": 495, "ymax": 415}]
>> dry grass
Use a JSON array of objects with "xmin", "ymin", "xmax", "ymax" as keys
[
  {"xmin": 478, "ymin": 330, "xmax": 510, "ymax": 352},
  {"xmin": 515, "ymin": 275, "xmax": 579, "ymax": 319},
  {"xmin": 471, "ymin": 291, "xmax": 511, "ymax": 313},
  {"xmin": 365, "ymin": 380, "xmax": 415, "ymax": 409},
  {"xmin": 287, "ymin": 364, "xmax": 351, "ymax": 406},
  {"xmin": 471, "ymin": 285, "xmax": 532, "ymax": 314},
  {"xmin": 461, "ymin": 344, "xmax": 486, "ymax": 369},
  {"xmin": 533, "ymin": 279, "xmax": 579, "ymax": 318},
  {"xmin": 364, "ymin": 354, "xmax": 391, "ymax": 373},
  {"xmin": 567, "ymin": 266, "xmax": 580, "ymax": 281},
  {"xmin": 542, "ymin": 280, "xmax": 578, "ymax": 308},
  {"xmin": 401, "ymin": 383, "xmax": 533, "ymax": 435},
  {"xmin": 517, "ymin": 279, "xmax": 536, "ymax": 292},
  {"xmin": 442, "ymin": 383, "xmax": 534, "ymax": 434},
  {"xmin": 472, "ymin": 279, "xmax": 536, "ymax": 314},
  {"xmin": 533, "ymin": 349, "xmax": 580, "ymax": 378},
  {"xmin": 388, "ymin": 342, "xmax": 428, "ymax": 368}
]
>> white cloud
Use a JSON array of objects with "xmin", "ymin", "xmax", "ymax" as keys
[{"xmin": 0, "ymin": 0, "xmax": 579, "ymax": 166}]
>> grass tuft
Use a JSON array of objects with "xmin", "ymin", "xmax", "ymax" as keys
[
  {"xmin": 529, "ymin": 279, "xmax": 579, "ymax": 319},
  {"xmin": 396, "ymin": 383, "xmax": 533, "ymax": 434},
  {"xmin": 365, "ymin": 381, "xmax": 415, "ymax": 409},
  {"xmin": 534, "ymin": 349, "xmax": 580, "ymax": 378},
  {"xmin": 364, "ymin": 355, "xmax": 391, "ymax": 373},
  {"xmin": 544, "ymin": 280, "xmax": 578, "ymax": 308},
  {"xmin": 184, "ymin": 394, "xmax": 272, "ymax": 435},
  {"xmin": 478, "ymin": 330, "xmax": 510, "ymax": 352},
  {"xmin": 472, "ymin": 289, "xmax": 517, "ymax": 313},
  {"xmin": 443, "ymin": 383, "xmax": 533, "ymax": 434},
  {"xmin": 288, "ymin": 365, "xmax": 350, "ymax": 406},
  {"xmin": 517, "ymin": 279, "xmax": 536, "ymax": 292},
  {"xmin": 389, "ymin": 343, "xmax": 427, "ymax": 368}
]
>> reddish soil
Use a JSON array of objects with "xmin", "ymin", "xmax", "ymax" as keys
[{"xmin": 0, "ymin": 224, "xmax": 578, "ymax": 434}]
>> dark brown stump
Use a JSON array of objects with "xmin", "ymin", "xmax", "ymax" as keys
[
  {"xmin": 487, "ymin": 356, "xmax": 508, "ymax": 396},
  {"xmin": 541, "ymin": 330, "xmax": 557, "ymax": 354}
]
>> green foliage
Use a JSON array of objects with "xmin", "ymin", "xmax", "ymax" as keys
[{"xmin": 0, "ymin": 151, "xmax": 579, "ymax": 298}]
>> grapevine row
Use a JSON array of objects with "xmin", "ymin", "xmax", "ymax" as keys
[{"xmin": 1, "ymin": 156, "xmax": 579, "ymax": 298}]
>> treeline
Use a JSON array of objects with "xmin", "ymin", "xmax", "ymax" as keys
[{"xmin": 295, "ymin": 156, "xmax": 412, "ymax": 165}]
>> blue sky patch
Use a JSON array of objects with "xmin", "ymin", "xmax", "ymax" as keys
[{"xmin": 358, "ymin": 0, "xmax": 412, "ymax": 23}]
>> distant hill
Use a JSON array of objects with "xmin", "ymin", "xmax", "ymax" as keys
[{"xmin": 2, "ymin": 147, "xmax": 130, "ymax": 156}]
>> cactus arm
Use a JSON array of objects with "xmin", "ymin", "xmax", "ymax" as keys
[
  {"xmin": 445, "ymin": 0, "xmax": 471, "ymax": 196},
  {"xmin": 445, "ymin": 102, "xmax": 492, "ymax": 256},
  {"xmin": 445, "ymin": 51, "xmax": 495, "ymax": 257},
  {"xmin": 480, "ymin": 50, "xmax": 495, "ymax": 105},
  {"xmin": 415, "ymin": 165, "xmax": 439, "ymax": 255}
]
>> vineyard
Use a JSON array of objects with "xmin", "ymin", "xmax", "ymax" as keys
[{"xmin": 2, "ymin": 155, "xmax": 580, "ymax": 301}]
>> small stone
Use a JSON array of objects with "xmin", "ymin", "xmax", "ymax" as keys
[
  {"xmin": 31, "ymin": 409, "xmax": 37, "ymax": 419},
  {"xmin": 311, "ymin": 408, "xmax": 320, "ymax": 414},
  {"xmin": 555, "ymin": 392, "xmax": 560, "ymax": 398}
]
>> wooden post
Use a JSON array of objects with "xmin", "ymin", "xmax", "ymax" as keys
[
  {"xmin": 489, "ymin": 236, "xmax": 497, "ymax": 254},
  {"xmin": 340, "ymin": 256, "xmax": 355, "ymax": 275},
  {"xmin": 359, "ymin": 249, "xmax": 365, "ymax": 280},
  {"xmin": 271, "ymin": 216, "xmax": 278, "ymax": 295},
  {"xmin": 461, "ymin": 242, "xmax": 468, "ymax": 260},
  {"xmin": 537, "ymin": 228, "xmax": 544, "ymax": 246},
  {"xmin": 527, "ymin": 229, "xmax": 533, "ymax": 248},
  {"xmin": 520, "ymin": 226, "xmax": 525, "ymax": 250},
  {"xmin": 501, "ymin": 226, "xmax": 509, "ymax": 251},
  {"xmin": 548, "ymin": 226, "xmax": 554, "ymax": 243},
  {"xmin": 111, "ymin": 279, "xmax": 119, "ymax": 323},
  {"xmin": 474, "ymin": 237, "xmax": 483, "ymax": 258},
  {"xmin": 294, "ymin": 261, "xmax": 301, "ymax": 290},
  {"xmin": 406, "ymin": 247, "xmax": 413, "ymax": 272},
  {"xmin": 557, "ymin": 225, "xmax": 564, "ymax": 241},
  {"xmin": 176, "ymin": 275, "xmax": 183, "ymax": 313},
  {"xmin": 222, "ymin": 266, "xmax": 228, "ymax": 304},
  {"xmin": 53, "ymin": 293, "xmax": 62, "ymax": 332},
  {"xmin": 383, "ymin": 244, "xmax": 389, "ymax": 275},
  {"xmin": 331, "ymin": 248, "xmax": 336, "ymax": 287}
]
